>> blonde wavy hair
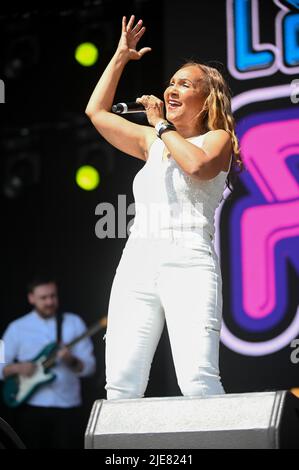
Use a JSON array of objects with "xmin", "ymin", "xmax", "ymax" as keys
[{"xmin": 179, "ymin": 61, "xmax": 245, "ymax": 196}]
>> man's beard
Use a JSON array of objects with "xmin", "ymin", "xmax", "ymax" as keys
[{"xmin": 36, "ymin": 307, "xmax": 57, "ymax": 318}]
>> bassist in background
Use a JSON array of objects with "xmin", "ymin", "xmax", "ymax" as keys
[{"xmin": 0, "ymin": 277, "xmax": 96, "ymax": 449}]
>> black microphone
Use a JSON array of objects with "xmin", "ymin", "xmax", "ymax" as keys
[{"xmin": 111, "ymin": 102, "xmax": 145, "ymax": 114}]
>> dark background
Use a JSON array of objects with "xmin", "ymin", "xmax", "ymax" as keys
[{"xmin": 0, "ymin": 0, "xmax": 298, "ymax": 431}]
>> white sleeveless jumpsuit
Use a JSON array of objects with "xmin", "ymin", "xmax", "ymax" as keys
[{"xmin": 105, "ymin": 133, "xmax": 232, "ymax": 399}]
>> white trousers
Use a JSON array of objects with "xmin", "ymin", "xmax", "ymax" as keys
[{"xmin": 105, "ymin": 229, "xmax": 225, "ymax": 399}]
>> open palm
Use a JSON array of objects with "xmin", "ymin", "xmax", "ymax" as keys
[{"xmin": 117, "ymin": 15, "xmax": 152, "ymax": 61}]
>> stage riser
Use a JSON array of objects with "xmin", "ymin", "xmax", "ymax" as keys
[{"xmin": 85, "ymin": 391, "xmax": 299, "ymax": 449}]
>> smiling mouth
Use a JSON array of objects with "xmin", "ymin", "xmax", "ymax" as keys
[{"xmin": 167, "ymin": 102, "xmax": 182, "ymax": 110}]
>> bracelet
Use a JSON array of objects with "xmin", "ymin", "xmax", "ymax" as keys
[{"xmin": 155, "ymin": 120, "xmax": 176, "ymax": 139}]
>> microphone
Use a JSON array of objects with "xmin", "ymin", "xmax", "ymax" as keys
[{"xmin": 111, "ymin": 102, "xmax": 145, "ymax": 114}]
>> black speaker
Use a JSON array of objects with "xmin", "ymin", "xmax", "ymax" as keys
[
  {"xmin": 0, "ymin": 416, "xmax": 26, "ymax": 449},
  {"xmin": 85, "ymin": 391, "xmax": 299, "ymax": 449}
]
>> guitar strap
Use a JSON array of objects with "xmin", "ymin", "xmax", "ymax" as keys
[{"xmin": 56, "ymin": 311, "xmax": 63, "ymax": 345}]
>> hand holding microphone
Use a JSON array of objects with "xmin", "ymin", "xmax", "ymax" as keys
[{"xmin": 112, "ymin": 95, "xmax": 165, "ymax": 127}]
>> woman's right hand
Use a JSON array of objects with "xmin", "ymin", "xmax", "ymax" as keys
[{"xmin": 116, "ymin": 15, "xmax": 152, "ymax": 62}]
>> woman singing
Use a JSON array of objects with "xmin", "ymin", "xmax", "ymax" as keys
[{"xmin": 85, "ymin": 15, "xmax": 243, "ymax": 400}]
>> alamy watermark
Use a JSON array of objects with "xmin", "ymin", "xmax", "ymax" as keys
[
  {"xmin": 290, "ymin": 339, "xmax": 299, "ymax": 364},
  {"xmin": 0, "ymin": 340, "xmax": 4, "ymax": 363},
  {"xmin": 0, "ymin": 79, "xmax": 5, "ymax": 103},
  {"xmin": 290, "ymin": 79, "xmax": 299, "ymax": 104},
  {"xmin": 94, "ymin": 195, "xmax": 205, "ymax": 240}
]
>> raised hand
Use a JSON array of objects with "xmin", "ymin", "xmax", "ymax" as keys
[{"xmin": 116, "ymin": 15, "xmax": 152, "ymax": 61}]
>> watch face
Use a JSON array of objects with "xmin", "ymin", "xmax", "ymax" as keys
[{"xmin": 156, "ymin": 120, "xmax": 167, "ymax": 130}]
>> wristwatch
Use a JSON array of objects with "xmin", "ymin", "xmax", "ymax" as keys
[{"xmin": 155, "ymin": 120, "xmax": 176, "ymax": 139}]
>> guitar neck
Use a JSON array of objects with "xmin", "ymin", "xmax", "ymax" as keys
[
  {"xmin": 66, "ymin": 318, "xmax": 106, "ymax": 349},
  {"xmin": 43, "ymin": 316, "xmax": 107, "ymax": 369}
]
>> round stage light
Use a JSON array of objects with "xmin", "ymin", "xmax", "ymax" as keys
[
  {"xmin": 76, "ymin": 165, "xmax": 100, "ymax": 191},
  {"xmin": 75, "ymin": 42, "xmax": 99, "ymax": 67}
]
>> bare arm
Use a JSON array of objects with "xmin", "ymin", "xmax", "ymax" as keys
[
  {"xmin": 85, "ymin": 15, "xmax": 156, "ymax": 161},
  {"xmin": 3, "ymin": 362, "xmax": 36, "ymax": 378},
  {"xmin": 160, "ymin": 129, "xmax": 232, "ymax": 179}
]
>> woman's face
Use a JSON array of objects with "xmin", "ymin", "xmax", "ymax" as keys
[{"xmin": 164, "ymin": 65, "xmax": 207, "ymax": 130}]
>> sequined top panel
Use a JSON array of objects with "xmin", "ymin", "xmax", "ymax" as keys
[{"xmin": 130, "ymin": 133, "xmax": 232, "ymax": 239}]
